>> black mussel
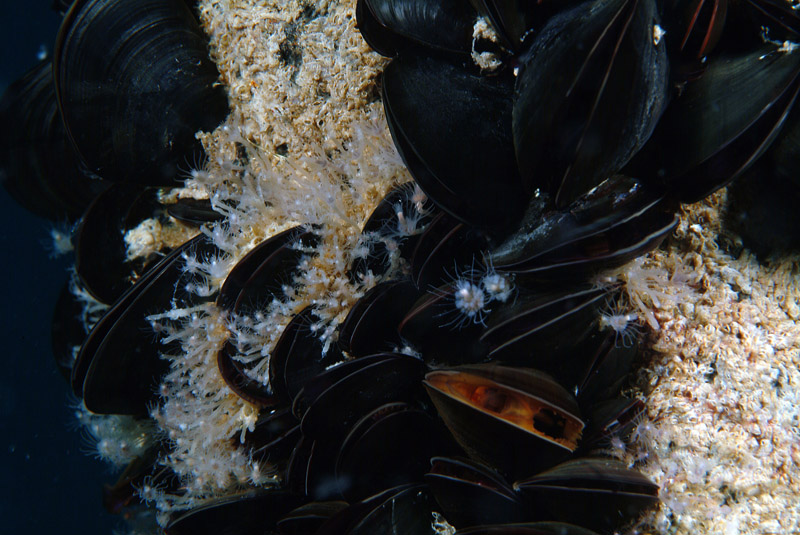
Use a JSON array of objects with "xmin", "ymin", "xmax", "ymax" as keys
[
  {"xmin": 357, "ymin": 0, "xmax": 476, "ymax": 58},
  {"xmin": 768, "ymin": 94, "xmax": 800, "ymax": 189},
  {"xmin": 582, "ymin": 397, "xmax": 645, "ymax": 451},
  {"xmin": 383, "ymin": 54, "xmax": 527, "ymax": 229},
  {"xmin": 513, "ymin": 0, "xmax": 669, "ymax": 208},
  {"xmin": 335, "ymin": 401, "xmax": 456, "ymax": 501},
  {"xmin": 164, "ymin": 490, "xmax": 305, "ymax": 535},
  {"xmin": 217, "ymin": 226, "xmax": 316, "ymax": 312},
  {"xmin": 663, "ymin": 0, "xmax": 728, "ymax": 80},
  {"xmin": 319, "ymin": 484, "xmax": 436, "ymax": 535},
  {"xmin": 102, "ymin": 447, "xmax": 165, "ymax": 514},
  {"xmin": 480, "ymin": 285, "xmax": 609, "ymax": 365},
  {"xmin": 338, "ymin": 281, "xmax": 422, "ymax": 357},
  {"xmin": 348, "ymin": 183, "xmax": 434, "ymax": 283},
  {"xmin": 54, "ymin": 0, "xmax": 229, "ymax": 185},
  {"xmin": 410, "ymin": 212, "xmax": 492, "ymax": 288},
  {"xmin": 271, "ymin": 306, "xmax": 343, "ymax": 403},
  {"xmin": 628, "ymin": 43, "xmax": 800, "ymax": 202},
  {"xmin": 166, "ymin": 198, "xmax": 225, "ymax": 225},
  {"xmin": 0, "ymin": 60, "xmax": 107, "ymax": 221},
  {"xmin": 398, "ymin": 284, "xmax": 491, "ymax": 365},
  {"xmin": 300, "ymin": 352, "xmax": 426, "ymax": 439},
  {"xmin": 515, "ymin": 458, "xmax": 659, "ymax": 534},
  {"xmin": 424, "ymin": 364, "xmax": 584, "ymax": 478},
  {"xmin": 490, "ymin": 176, "xmax": 677, "ymax": 280},
  {"xmin": 215, "ymin": 227, "xmax": 319, "ymax": 405},
  {"xmin": 426, "ymin": 456, "xmax": 526, "ymax": 528},
  {"xmin": 277, "ymin": 500, "xmax": 348, "ymax": 535},
  {"xmin": 73, "ymin": 234, "xmax": 219, "ymax": 415},
  {"xmin": 75, "ymin": 184, "xmax": 191, "ymax": 304},
  {"xmin": 454, "ymin": 522, "xmax": 602, "ymax": 535},
  {"xmin": 574, "ymin": 329, "xmax": 640, "ymax": 405}
]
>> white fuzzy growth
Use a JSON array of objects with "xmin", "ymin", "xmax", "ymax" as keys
[
  {"xmin": 481, "ymin": 272, "xmax": 513, "ymax": 303},
  {"xmin": 454, "ymin": 280, "xmax": 486, "ymax": 319}
]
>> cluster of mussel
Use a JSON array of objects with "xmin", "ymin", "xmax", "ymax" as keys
[
  {"xmin": 3, "ymin": 0, "xmax": 800, "ymax": 534},
  {"xmin": 0, "ymin": 0, "xmax": 228, "ymax": 382}
]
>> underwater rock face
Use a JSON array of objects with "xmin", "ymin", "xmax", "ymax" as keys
[{"xmin": 2, "ymin": 0, "xmax": 799, "ymax": 534}]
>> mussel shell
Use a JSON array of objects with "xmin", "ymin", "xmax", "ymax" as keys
[
  {"xmin": 54, "ymin": 0, "xmax": 229, "ymax": 185},
  {"xmin": 299, "ymin": 352, "xmax": 426, "ymax": 440},
  {"xmin": 480, "ymin": 285, "xmax": 609, "ymax": 365},
  {"xmin": 383, "ymin": 55, "xmax": 527, "ymax": 229},
  {"xmin": 628, "ymin": 43, "xmax": 800, "ymax": 202},
  {"xmin": 217, "ymin": 226, "xmax": 315, "ymax": 312},
  {"xmin": 348, "ymin": 184, "xmax": 434, "ymax": 283},
  {"xmin": 514, "ymin": 458, "xmax": 659, "ymax": 533},
  {"xmin": 665, "ymin": 0, "xmax": 728, "ymax": 65},
  {"xmin": 75, "ymin": 184, "xmax": 168, "ymax": 304},
  {"xmin": 426, "ymin": 456, "xmax": 525, "ymax": 528},
  {"xmin": 335, "ymin": 402, "xmax": 455, "ymax": 502},
  {"xmin": 338, "ymin": 281, "xmax": 422, "ymax": 357},
  {"xmin": 409, "ymin": 212, "xmax": 492, "ymax": 288},
  {"xmin": 329, "ymin": 484, "xmax": 436, "ymax": 535},
  {"xmin": 357, "ymin": 0, "xmax": 475, "ymax": 58},
  {"xmin": 73, "ymin": 234, "xmax": 217, "ymax": 414},
  {"xmin": 0, "ymin": 60, "xmax": 107, "ymax": 221},
  {"xmin": 164, "ymin": 490, "xmax": 305, "ymax": 535},
  {"xmin": 398, "ymin": 286, "xmax": 490, "ymax": 365},
  {"xmin": 424, "ymin": 365, "xmax": 584, "ymax": 478},
  {"xmin": 513, "ymin": 0, "xmax": 669, "ymax": 208},
  {"xmin": 271, "ymin": 306, "xmax": 343, "ymax": 403},
  {"xmin": 489, "ymin": 176, "xmax": 677, "ymax": 279},
  {"xmin": 277, "ymin": 501, "xmax": 348, "ymax": 535}
]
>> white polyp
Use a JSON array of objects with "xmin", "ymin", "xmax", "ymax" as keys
[
  {"xmin": 481, "ymin": 272, "xmax": 513, "ymax": 303},
  {"xmin": 454, "ymin": 280, "xmax": 486, "ymax": 319}
]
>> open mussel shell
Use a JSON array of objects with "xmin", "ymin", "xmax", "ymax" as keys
[
  {"xmin": 357, "ymin": 0, "xmax": 475, "ymax": 58},
  {"xmin": 513, "ymin": 0, "xmax": 669, "ymax": 208},
  {"xmin": 382, "ymin": 54, "xmax": 527, "ymax": 229},
  {"xmin": 73, "ymin": 234, "xmax": 218, "ymax": 415},
  {"xmin": 628, "ymin": 43, "xmax": 800, "ymax": 202},
  {"xmin": 424, "ymin": 365, "xmax": 584, "ymax": 478},
  {"xmin": 54, "ymin": 0, "xmax": 229, "ymax": 185},
  {"xmin": 489, "ymin": 176, "xmax": 678, "ymax": 279},
  {"xmin": 426, "ymin": 456, "xmax": 526, "ymax": 528},
  {"xmin": 514, "ymin": 458, "xmax": 659, "ymax": 534},
  {"xmin": 164, "ymin": 490, "xmax": 305, "ymax": 535},
  {"xmin": 0, "ymin": 60, "xmax": 107, "ymax": 221}
]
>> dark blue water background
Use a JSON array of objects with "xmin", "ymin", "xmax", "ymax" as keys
[{"xmin": 1, "ymin": 2, "xmax": 120, "ymax": 534}]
